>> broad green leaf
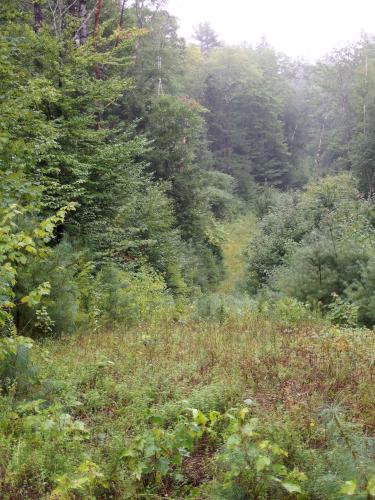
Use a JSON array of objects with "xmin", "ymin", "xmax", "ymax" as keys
[
  {"xmin": 271, "ymin": 444, "xmax": 288, "ymax": 456},
  {"xmin": 192, "ymin": 409, "xmax": 208, "ymax": 426},
  {"xmin": 150, "ymin": 415, "xmax": 164, "ymax": 425},
  {"xmin": 121, "ymin": 448, "xmax": 136, "ymax": 458},
  {"xmin": 242, "ymin": 423, "xmax": 255, "ymax": 437},
  {"xmin": 259, "ymin": 439, "xmax": 270, "ymax": 450},
  {"xmin": 239, "ymin": 407, "xmax": 249, "ymax": 420},
  {"xmin": 340, "ymin": 481, "xmax": 357, "ymax": 495},
  {"xmin": 156, "ymin": 457, "xmax": 170, "ymax": 475},
  {"xmin": 227, "ymin": 434, "xmax": 241, "ymax": 447},
  {"xmin": 144, "ymin": 443, "xmax": 159, "ymax": 458},
  {"xmin": 209, "ymin": 410, "xmax": 220, "ymax": 424},
  {"xmin": 256, "ymin": 455, "xmax": 271, "ymax": 472},
  {"xmin": 367, "ymin": 477, "xmax": 375, "ymax": 496},
  {"xmin": 25, "ymin": 245, "xmax": 36, "ymax": 254},
  {"xmin": 282, "ymin": 481, "xmax": 302, "ymax": 493}
]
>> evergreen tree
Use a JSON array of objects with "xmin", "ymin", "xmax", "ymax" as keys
[
  {"xmin": 202, "ymin": 47, "xmax": 291, "ymax": 195},
  {"xmin": 193, "ymin": 22, "xmax": 221, "ymax": 54}
]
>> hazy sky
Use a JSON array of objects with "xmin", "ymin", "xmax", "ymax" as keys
[{"xmin": 167, "ymin": 0, "xmax": 375, "ymax": 60}]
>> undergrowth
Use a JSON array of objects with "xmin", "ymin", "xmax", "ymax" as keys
[
  {"xmin": 0, "ymin": 314, "xmax": 374, "ymax": 498},
  {"xmin": 0, "ymin": 217, "xmax": 374, "ymax": 499}
]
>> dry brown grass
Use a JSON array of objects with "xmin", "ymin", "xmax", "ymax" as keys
[{"xmin": 40, "ymin": 315, "xmax": 375, "ymax": 434}]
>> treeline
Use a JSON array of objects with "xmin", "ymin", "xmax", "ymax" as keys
[{"xmin": 1, "ymin": 0, "xmax": 375, "ymax": 339}]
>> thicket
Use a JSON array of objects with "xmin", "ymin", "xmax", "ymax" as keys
[
  {"xmin": 0, "ymin": 0, "xmax": 241, "ymax": 342},
  {"xmin": 247, "ymin": 175, "xmax": 375, "ymax": 327}
]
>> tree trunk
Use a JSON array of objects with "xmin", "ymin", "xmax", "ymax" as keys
[
  {"xmin": 34, "ymin": 2, "xmax": 43, "ymax": 32},
  {"xmin": 93, "ymin": 0, "xmax": 104, "ymax": 129},
  {"xmin": 115, "ymin": 0, "xmax": 127, "ymax": 47},
  {"xmin": 78, "ymin": 1, "xmax": 88, "ymax": 46},
  {"xmin": 314, "ymin": 122, "xmax": 325, "ymax": 182},
  {"xmin": 93, "ymin": 0, "xmax": 104, "ymax": 49},
  {"xmin": 135, "ymin": 0, "xmax": 144, "ymax": 28},
  {"xmin": 119, "ymin": 0, "xmax": 126, "ymax": 26}
]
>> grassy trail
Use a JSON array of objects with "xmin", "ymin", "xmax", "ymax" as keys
[{"xmin": 217, "ymin": 214, "xmax": 256, "ymax": 295}]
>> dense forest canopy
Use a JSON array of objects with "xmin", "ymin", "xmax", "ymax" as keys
[{"xmin": 0, "ymin": 1, "xmax": 374, "ymax": 498}]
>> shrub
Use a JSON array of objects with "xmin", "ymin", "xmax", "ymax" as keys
[
  {"xmin": 247, "ymin": 175, "xmax": 375, "ymax": 326},
  {"xmin": 14, "ymin": 239, "xmax": 84, "ymax": 336},
  {"xmin": 208, "ymin": 408, "xmax": 307, "ymax": 499},
  {"xmin": 0, "ymin": 336, "xmax": 38, "ymax": 395},
  {"xmin": 92, "ymin": 264, "xmax": 170, "ymax": 328}
]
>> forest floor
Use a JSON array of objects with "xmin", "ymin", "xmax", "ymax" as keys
[{"xmin": 1, "ymin": 217, "xmax": 374, "ymax": 498}]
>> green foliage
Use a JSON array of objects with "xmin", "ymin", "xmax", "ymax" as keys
[
  {"xmin": 117, "ymin": 406, "xmax": 308, "ymax": 497},
  {"xmin": 0, "ymin": 200, "xmax": 75, "ymax": 333},
  {"xmin": 247, "ymin": 175, "xmax": 375, "ymax": 326},
  {"xmin": 201, "ymin": 46, "xmax": 292, "ymax": 193},
  {"xmin": 193, "ymin": 292, "xmax": 257, "ymax": 323},
  {"xmin": 193, "ymin": 22, "xmax": 222, "ymax": 54},
  {"xmin": 255, "ymin": 296, "xmax": 317, "ymax": 325},
  {"xmin": 208, "ymin": 408, "xmax": 307, "ymax": 499},
  {"xmin": 52, "ymin": 460, "xmax": 107, "ymax": 499},
  {"xmin": 145, "ymin": 95, "xmax": 207, "ymax": 180},
  {"xmin": 92, "ymin": 264, "xmax": 170, "ymax": 328},
  {"xmin": 15, "ymin": 244, "xmax": 175, "ymax": 334},
  {"xmin": 143, "ymin": 95, "xmax": 227, "ymax": 290},
  {"xmin": 327, "ymin": 293, "xmax": 359, "ymax": 327},
  {"xmin": 351, "ymin": 127, "xmax": 375, "ymax": 196},
  {"xmin": 0, "ymin": 197, "xmax": 75, "ymax": 398},
  {"xmin": 204, "ymin": 170, "xmax": 243, "ymax": 220},
  {"xmin": 1, "ymin": 2, "xmax": 375, "ymax": 499},
  {"xmin": 119, "ymin": 408, "xmax": 215, "ymax": 492},
  {"xmin": 309, "ymin": 406, "xmax": 375, "ymax": 499},
  {"xmin": 345, "ymin": 252, "xmax": 375, "ymax": 326},
  {"xmin": 0, "ymin": 307, "xmax": 374, "ymax": 498},
  {"xmin": 0, "ymin": 397, "xmax": 91, "ymax": 497},
  {"xmin": 0, "ymin": 336, "xmax": 37, "ymax": 395},
  {"xmin": 15, "ymin": 239, "xmax": 85, "ymax": 336}
]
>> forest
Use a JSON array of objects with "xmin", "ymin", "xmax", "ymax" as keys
[{"xmin": 0, "ymin": 0, "xmax": 374, "ymax": 498}]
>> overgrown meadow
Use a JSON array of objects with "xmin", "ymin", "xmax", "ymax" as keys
[
  {"xmin": 1, "ymin": 1, "xmax": 375, "ymax": 498},
  {"xmin": 1, "ymin": 215, "xmax": 374, "ymax": 499}
]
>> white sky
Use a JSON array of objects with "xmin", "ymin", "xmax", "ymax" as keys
[{"xmin": 167, "ymin": 0, "xmax": 375, "ymax": 60}]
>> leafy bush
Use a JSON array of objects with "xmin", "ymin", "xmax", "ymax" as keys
[
  {"xmin": 327, "ymin": 293, "xmax": 359, "ymax": 327},
  {"xmin": 15, "ymin": 239, "xmax": 85, "ymax": 336},
  {"xmin": 204, "ymin": 170, "xmax": 243, "ymax": 220},
  {"xmin": 181, "ymin": 239, "xmax": 225, "ymax": 292},
  {"xmin": 208, "ymin": 408, "xmax": 307, "ymax": 499},
  {"xmin": 116, "ymin": 406, "xmax": 308, "ymax": 497},
  {"xmin": 255, "ymin": 295, "xmax": 317, "ymax": 325},
  {"xmin": 247, "ymin": 175, "xmax": 375, "ymax": 326},
  {"xmin": 13, "ymin": 239, "xmax": 176, "ymax": 336},
  {"xmin": 193, "ymin": 292, "xmax": 256, "ymax": 322},
  {"xmin": 0, "ymin": 336, "xmax": 38, "ymax": 395},
  {"xmin": 345, "ymin": 253, "xmax": 375, "ymax": 326},
  {"xmin": 307, "ymin": 406, "xmax": 375, "ymax": 499},
  {"xmin": 51, "ymin": 460, "xmax": 107, "ymax": 499},
  {"xmin": 0, "ymin": 398, "xmax": 91, "ymax": 496},
  {"xmin": 253, "ymin": 184, "xmax": 284, "ymax": 218},
  {"xmin": 92, "ymin": 264, "xmax": 171, "ymax": 328}
]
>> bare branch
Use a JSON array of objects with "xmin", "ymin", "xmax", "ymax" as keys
[
  {"xmin": 115, "ymin": 0, "xmax": 127, "ymax": 47},
  {"xmin": 74, "ymin": 4, "xmax": 96, "ymax": 45}
]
